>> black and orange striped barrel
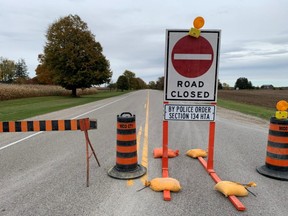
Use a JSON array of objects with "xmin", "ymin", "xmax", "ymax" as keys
[
  {"xmin": 108, "ymin": 112, "xmax": 146, "ymax": 179},
  {"xmin": 257, "ymin": 117, "xmax": 288, "ymax": 181},
  {"xmin": 266, "ymin": 117, "xmax": 288, "ymax": 171},
  {"xmin": 116, "ymin": 112, "xmax": 137, "ymax": 171}
]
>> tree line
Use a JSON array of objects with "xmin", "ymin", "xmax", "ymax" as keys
[
  {"xmin": 109, "ymin": 71, "xmax": 164, "ymax": 91},
  {"xmin": 0, "ymin": 58, "xmax": 29, "ymax": 83},
  {"xmin": 219, "ymin": 77, "xmax": 254, "ymax": 90}
]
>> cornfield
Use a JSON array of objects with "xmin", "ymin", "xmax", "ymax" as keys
[{"xmin": 0, "ymin": 83, "xmax": 98, "ymax": 100}]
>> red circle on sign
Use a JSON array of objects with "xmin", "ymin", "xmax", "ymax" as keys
[{"xmin": 171, "ymin": 35, "xmax": 213, "ymax": 78}]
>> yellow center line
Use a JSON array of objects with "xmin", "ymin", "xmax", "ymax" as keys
[
  {"xmin": 141, "ymin": 90, "xmax": 149, "ymax": 185},
  {"xmin": 127, "ymin": 126, "xmax": 142, "ymax": 187},
  {"xmin": 137, "ymin": 126, "xmax": 143, "ymax": 153},
  {"xmin": 127, "ymin": 90, "xmax": 150, "ymax": 187}
]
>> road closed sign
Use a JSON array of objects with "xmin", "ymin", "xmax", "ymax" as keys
[{"xmin": 164, "ymin": 30, "xmax": 221, "ymax": 102}]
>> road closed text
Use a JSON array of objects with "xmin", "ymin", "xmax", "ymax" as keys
[
  {"xmin": 170, "ymin": 81, "xmax": 210, "ymax": 99},
  {"xmin": 164, "ymin": 104, "xmax": 215, "ymax": 121},
  {"xmin": 170, "ymin": 90, "xmax": 209, "ymax": 98}
]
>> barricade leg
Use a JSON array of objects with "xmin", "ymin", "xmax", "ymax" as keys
[
  {"xmin": 207, "ymin": 121, "xmax": 215, "ymax": 172},
  {"xmin": 83, "ymin": 130, "xmax": 101, "ymax": 187},
  {"xmin": 79, "ymin": 119, "xmax": 100, "ymax": 187},
  {"xmin": 198, "ymin": 157, "xmax": 246, "ymax": 211},
  {"xmin": 162, "ymin": 120, "xmax": 171, "ymax": 201},
  {"xmin": 197, "ymin": 121, "xmax": 246, "ymax": 211}
]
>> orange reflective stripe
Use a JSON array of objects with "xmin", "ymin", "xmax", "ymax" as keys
[
  {"xmin": 269, "ymin": 123, "xmax": 288, "ymax": 132},
  {"xmin": 58, "ymin": 120, "xmax": 65, "ymax": 131},
  {"xmin": 117, "ymin": 145, "xmax": 137, "ymax": 153},
  {"xmin": 266, "ymin": 157, "xmax": 288, "ymax": 167},
  {"xmin": 267, "ymin": 146, "xmax": 288, "ymax": 155},
  {"xmin": 71, "ymin": 120, "xmax": 78, "ymax": 130},
  {"xmin": 0, "ymin": 122, "xmax": 3, "ymax": 132},
  {"xmin": 116, "ymin": 157, "xmax": 137, "ymax": 165},
  {"xmin": 117, "ymin": 134, "xmax": 136, "ymax": 141},
  {"xmin": 22, "ymin": 121, "xmax": 28, "ymax": 132},
  {"xmin": 268, "ymin": 135, "xmax": 288, "ymax": 143},
  {"xmin": 9, "ymin": 122, "xmax": 15, "ymax": 132},
  {"xmin": 45, "ymin": 120, "xmax": 52, "ymax": 131},
  {"xmin": 34, "ymin": 121, "xmax": 40, "ymax": 131}
]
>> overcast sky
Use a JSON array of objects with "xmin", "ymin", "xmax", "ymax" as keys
[{"xmin": 1, "ymin": 0, "xmax": 287, "ymax": 87}]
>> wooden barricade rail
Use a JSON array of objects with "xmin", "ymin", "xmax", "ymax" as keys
[
  {"xmin": 0, "ymin": 118, "xmax": 100, "ymax": 187},
  {"xmin": 0, "ymin": 119, "xmax": 97, "ymax": 132}
]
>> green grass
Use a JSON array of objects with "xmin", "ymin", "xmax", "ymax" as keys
[
  {"xmin": 217, "ymin": 98, "xmax": 275, "ymax": 120},
  {"xmin": 0, "ymin": 91, "xmax": 129, "ymax": 121},
  {"xmin": 1, "ymin": 91, "xmax": 275, "ymax": 121}
]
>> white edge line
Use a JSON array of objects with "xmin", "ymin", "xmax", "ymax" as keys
[{"xmin": 0, "ymin": 132, "xmax": 43, "ymax": 151}]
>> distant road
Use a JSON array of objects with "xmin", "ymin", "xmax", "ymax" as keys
[{"xmin": 0, "ymin": 90, "xmax": 287, "ymax": 216}]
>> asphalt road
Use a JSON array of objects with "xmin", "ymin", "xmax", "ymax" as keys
[{"xmin": 0, "ymin": 90, "xmax": 287, "ymax": 216}]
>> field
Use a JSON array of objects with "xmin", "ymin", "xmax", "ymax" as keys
[
  {"xmin": 218, "ymin": 89, "xmax": 288, "ymax": 109},
  {"xmin": 0, "ymin": 83, "xmax": 99, "ymax": 100},
  {"xmin": 0, "ymin": 84, "xmax": 128, "ymax": 121},
  {"xmin": 1, "ymin": 84, "xmax": 287, "ymax": 121}
]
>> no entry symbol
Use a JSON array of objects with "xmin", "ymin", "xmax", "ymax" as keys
[{"xmin": 171, "ymin": 35, "xmax": 214, "ymax": 78}]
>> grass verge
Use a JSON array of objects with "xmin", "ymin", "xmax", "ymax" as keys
[
  {"xmin": 217, "ymin": 98, "xmax": 274, "ymax": 120},
  {"xmin": 0, "ymin": 91, "xmax": 129, "ymax": 121},
  {"xmin": 1, "ymin": 91, "xmax": 275, "ymax": 122}
]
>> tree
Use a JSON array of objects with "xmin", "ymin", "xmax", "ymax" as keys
[
  {"xmin": 131, "ymin": 77, "xmax": 147, "ymax": 89},
  {"xmin": 14, "ymin": 59, "xmax": 29, "ymax": 83},
  {"xmin": 0, "ymin": 57, "xmax": 15, "ymax": 83},
  {"xmin": 222, "ymin": 83, "xmax": 230, "ymax": 89},
  {"xmin": 42, "ymin": 14, "xmax": 112, "ymax": 96},
  {"xmin": 156, "ymin": 76, "xmax": 164, "ymax": 90},
  {"xmin": 108, "ymin": 82, "xmax": 117, "ymax": 91},
  {"xmin": 218, "ymin": 79, "xmax": 223, "ymax": 89},
  {"xmin": 148, "ymin": 81, "xmax": 156, "ymax": 89},
  {"xmin": 137, "ymin": 78, "xmax": 147, "ymax": 89},
  {"xmin": 117, "ymin": 75, "xmax": 129, "ymax": 91},
  {"xmin": 123, "ymin": 70, "xmax": 136, "ymax": 89},
  {"xmin": 35, "ymin": 64, "xmax": 54, "ymax": 84},
  {"xmin": 234, "ymin": 77, "xmax": 253, "ymax": 89},
  {"xmin": 35, "ymin": 54, "xmax": 54, "ymax": 84}
]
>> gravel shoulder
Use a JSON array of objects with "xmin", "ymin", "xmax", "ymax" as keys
[{"xmin": 217, "ymin": 106, "xmax": 270, "ymax": 129}]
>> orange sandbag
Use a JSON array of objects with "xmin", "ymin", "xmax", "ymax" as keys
[
  {"xmin": 214, "ymin": 181, "xmax": 256, "ymax": 197},
  {"xmin": 145, "ymin": 177, "xmax": 181, "ymax": 192},
  {"xmin": 186, "ymin": 149, "xmax": 207, "ymax": 158},
  {"xmin": 214, "ymin": 181, "xmax": 248, "ymax": 197},
  {"xmin": 153, "ymin": 148, "xmax": 179, "ymax": 158}
]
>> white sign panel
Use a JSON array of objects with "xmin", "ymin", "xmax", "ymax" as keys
[
  {"xmin": 164, "ymin": 30, "xmax": 221, "ymax": 102},
  {"xmin": 164, "ymin": 104, "xmax": 216, "ymax": 121}
]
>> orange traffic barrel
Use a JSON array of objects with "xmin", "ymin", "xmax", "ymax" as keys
[
  {"xmin": 108, "ymin": 112, "xmax": 146, "ymax": 179},
  {"xmin": 257, "ymin": 117, "xmax": 288, "ymax": 180}
]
